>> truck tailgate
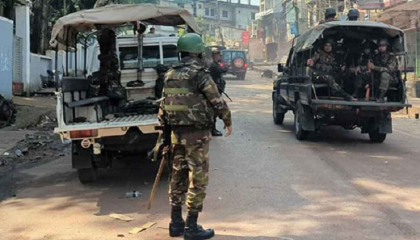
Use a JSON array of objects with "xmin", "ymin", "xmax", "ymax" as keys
[
  {"xmin": 54, "ymin": 114, "xmax": 159, "ymax": 140},
  {"xmin": 311, "ymin": 99, "xmax": 411, "ymax": 112}
]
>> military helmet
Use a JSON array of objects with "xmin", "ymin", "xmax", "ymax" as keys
[
  {"xmin": 378, "ymin": 38, "xmax": 390, "ymax": 46},
  {"xmin": 211, "ymin": 47, "xmax": 221, "ymax": 56},
  {"xmin": 362, "ymin": 40, "xmax": 373, "ymax": 49},
  {"xmin": 348, "ymin": 9, "xmax": 360, "ymax": 20},
  {"xmin": 324, "ymin": 38, "xmax": 335, "ymax": 46},
  {"xmin": 177, "ymin": 33, "xmax": 205, "ymax": 54},
  {"xmin": 325, "ymin": 8, "xmax": 336, "ymax": 19}
]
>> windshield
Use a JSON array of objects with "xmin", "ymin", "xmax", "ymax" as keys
[{"xmin": 119, "ymin": 44, "xmax": 179, "ymax": 69}]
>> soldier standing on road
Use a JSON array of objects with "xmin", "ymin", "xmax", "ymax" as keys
[
  {"xmin": 209, "ymin": 48, "xmax": 228, "ymax": 137},
  {"xmin": 348, "ymin": 8, "xmax": 360, "ymax": 21},
  {"xmin": 162, "ymin": 33, "xmax": 233, "ymax": 240},
  {"xmin": 368, "ymin": 39, "xmax": 397, "ymax": 103},
  {"xmin": 307, "ymin": 38, "xmax": 354, "ymax": 101},
  {"xmin": 318, "ymin": 8, "xmax": 336, "ymax": 25}
]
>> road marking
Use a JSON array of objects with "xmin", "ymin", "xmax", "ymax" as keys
[{"xmin": 394, "ymin": 129, "xmax": 420, "ymax": 140}]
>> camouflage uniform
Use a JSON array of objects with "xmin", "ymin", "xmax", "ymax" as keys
[
  {"xmin": 353, "ymin": 53, "xmax": 373, "ymax": 98},
  {"xmin": 209, "ymin": 61, "xmax": 227, "ymax": 94},
  {"xmin": 310, "ymin": 50, "xmax": 349, "ymax": 97},
  {"xmin": 372, "ymin": 51, "xmax": 397, "ymax": 93},
  {"xmin": 162, "ymin": 57, "xmax": 231, "ymax": 213}
]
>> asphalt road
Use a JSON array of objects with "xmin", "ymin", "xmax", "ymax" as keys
[{"xmin": 1, "ymin": 70, "xmax": 420, "ymax": 240}]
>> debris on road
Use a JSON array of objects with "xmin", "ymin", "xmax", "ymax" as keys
[
  {"xmin": 218, "ymin": 197, "xmax": 222, "ymax": 200},
  {"xmin": 0, "ymin": 94, "xmax": 17, "ymax": 129},
  {"xmin": 109, "ymin": 213, "xmax": 134, "ymax": 222},
  {"xmin": 117, "ymin": 234, "xmax": 125, "ymax": 238},
  {"xmin": 3, "ymin": 152, "xmax": 10, "ymax": 156},
  {"xmin": 128, "ymin": 222, "xmax": 156, "ymax": 234},
  {"xmin": 0, "ymin": 160, "xmax": 5, "ymax": 166}
]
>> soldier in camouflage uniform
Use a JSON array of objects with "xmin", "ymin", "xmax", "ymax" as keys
[
  {"xmin": 318, "ymin": 8, "xmax": 336, "ymax": 25},
  {"xmin": 208, "ymin": 48, "xmax": 228, "ymax": 137},
  {"xmin": 347, "ymin": 41, "xmax": 375, "ymax": 98},
  {"xmin": 162, "ymin": 33, "xmax": 232, "ymax": 240},
  {"xmin": 307, "ymin": 38, "xmax": 354, "ymax": 101},
  {"xmin": 368, "ymin": 38, "xmax": 398, "ymax": 102}
]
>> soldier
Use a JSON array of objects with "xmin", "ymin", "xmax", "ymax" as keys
[
  {"xmin": 318, "ymin": 8, "xmax": 337, "ymax": 25},
  {"xmin": 349, "ymin": 41, "xmax": 374, "ymax": 98},
  {"xmin": 368, "ymin": 38, "xmax": 398, "ymax": 102},
  {"xmin": 307, "ymin": 38, "xmax": 354, "ymax": 101},
  {"xmin": 209, "ymin": 48, "xmax": 228, "ymax": 137},
  {"xmin": 348, "ymin": 8, "xmax": 360, "ymax": 21},
  {"xmin": 162, "ymin": 33, "xmax": 232, "ymax": 240}
]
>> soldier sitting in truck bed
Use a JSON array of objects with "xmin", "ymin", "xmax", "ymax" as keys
[{"xmin": 307, "ymin": 38, "xmax": 354, "ymax": 101}]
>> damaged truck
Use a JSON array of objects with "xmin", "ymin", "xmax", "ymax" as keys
[{"xmin": 49, "ymin": 4, "xmax": 201, "ymax": 183}]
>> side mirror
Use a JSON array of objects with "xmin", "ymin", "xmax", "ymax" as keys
[{"xmin": 278, "ymin": 63, "xmax": 284, "ymax": 73}]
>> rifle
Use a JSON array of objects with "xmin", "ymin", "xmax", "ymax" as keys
[
  {"xmin": 148, "ymin": 109, "xmax": 172, "ymax": 210},
  {"xmin": 217, "ymin": 86, "xmax": 233, "ymax": 102}
]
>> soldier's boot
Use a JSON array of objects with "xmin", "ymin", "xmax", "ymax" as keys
[
  {"xmin": 376, "ymin": 90, "xmax": 387, "ymax": 103},
  {"xmin": 169, "ymin": 206, "xmax": 185, "ymax": 237},
  {"xmin": 211, "ymin": 128, "xmax": 223, "ymax": 137},
  {"xmin": 184, "ymin": 212, "xmax": 215, "ymax": 240}
]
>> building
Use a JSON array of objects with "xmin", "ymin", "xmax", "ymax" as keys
[{"xmin": 158, "ymin": 0, "xmax": 259, "ymax": 46}]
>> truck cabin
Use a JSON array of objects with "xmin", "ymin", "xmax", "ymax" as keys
[{"xmin": 282, "ymin": 22, "xmax": 406, "ymax": 103}]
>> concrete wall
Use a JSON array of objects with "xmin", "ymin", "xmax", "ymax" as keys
[
  {"xmin": 0, "ymin": 16, "xmax": 13, "ymax": 99},
  {"xmin": 30, "ymin": 53, "xmax": 52, "ymax": 91},
  {"xmin": 15, "ymin": 5, "xmax": 30, "ymax": 94}
]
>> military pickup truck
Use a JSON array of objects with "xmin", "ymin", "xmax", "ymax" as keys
[
  {"xmin": 49, "ymin": 4, "xmax": 200, "ymax": 183},
  {"xmin": 272, "ymin": 21, "xmax": 411, "ymax": 143}
]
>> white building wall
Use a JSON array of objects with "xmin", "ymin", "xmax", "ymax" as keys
[
  {"xmin": 0, "ymin": 16, "xmax": 13, "ymax": 99},
  {"xmin": 235, "ymin": 7, "xmax": 258, "ymax": 29},
  {"xmin": 15, "ymin": 5, "xmax": 30, "ymax": 94}
]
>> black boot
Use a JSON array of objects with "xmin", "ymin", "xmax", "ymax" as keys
[
  {"xmin": 376, "ymin": 90, "xmax": 387, "ymax": 103},
  {"xmin": 211, "ymin": 128, "xmax": 223, "ymax": 137},
  {"xmin": 169, "ymin": 206, "xmax": 185, "ymax": 237},
  {"xmin": 184, "ymin": 212, "xmax": 215, "ymax": 240}
]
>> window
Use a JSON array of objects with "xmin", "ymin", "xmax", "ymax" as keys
[
  {"xmin": 198, "ymin": 4, "xmax": 202, "ymax": 9},
  {"xmin": 163, "ymin": 45, "xmax": 178, "ymax": 66},
  {"xmin": 251, "ymin": 12, "xmax": 256, "ymax": 20},
  {"xmin": 119, "ymin": 45, "xmax": 161, "ymax": 69},
  {"xmin": 205, "ymin": 8, "xmax": 209, "ymax": 16},
  {"xmin": 222, "ymin": 10, "xmax": 228, "ymax": 18},
  {"xmin": 222, "ymin": 51, "xmax": 246, "ymax": 61},
  {"xmin": 210, "ymin": 8, "xmax": 215, "ymax": 16}
]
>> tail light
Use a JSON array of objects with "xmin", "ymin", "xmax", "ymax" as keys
[
  {"xmin": 219, "ymin": 63, "xmax": 224, "ymax": 67},
  {"xmin": 244, "ymin": 63, "xmax": 249, "ymax": 68},
  {"xmin": 70, "ymin": 129, "xmax": 98, "ymax": 139}
]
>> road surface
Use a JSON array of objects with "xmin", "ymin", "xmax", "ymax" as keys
[{"xmin": 1, "ymin": 70, "xmax": 420, "ymax": 240}]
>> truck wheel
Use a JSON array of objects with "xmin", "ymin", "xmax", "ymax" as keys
[
  {"xmin": 369, "ymin": 129, "xmax": 387, "ymax": 143},
  {"xmin": 273, "ymin": 94, "xmax": 285, "ymax": 125},
  {"xmin": 294, "ymin": 102, "xmax": 309, "ymax": 140},
  {"xmin": 77, "ymin": 168, "xmax": 97, "ymax": 184}
]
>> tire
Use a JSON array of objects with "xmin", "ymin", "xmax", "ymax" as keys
[
  {"xmin": 273, "ymin": 93, "xmax": 285, "ymax": 125},
  {"xmin": 77, "ymin": 168, "xmax": 97, "ymax": 184},
  {"xmin": 294, "ymin": 101, "xmax": 310, "ymax": 140},
  {"xmin": 369, "ymin": 129, "xmax": 387, "ymax": 143}
]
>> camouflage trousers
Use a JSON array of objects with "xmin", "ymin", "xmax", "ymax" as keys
[
  {"xmin": 376, "ymin": 72, "xmax": 394, "ymax": 92},
  {"xmin": 316, "ymin": 75, "xmax": 350, "ymax": 97},
  {"xmin": 169, "ymin": 141, "xmax": 210, "ymax": 213}
]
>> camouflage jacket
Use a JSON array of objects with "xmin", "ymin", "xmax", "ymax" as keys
[
  {"xmin": 209, "ymin": 61, "xmax": 227, "ymax": 93},
  {"xmin": 373, "ymin": 52, "xmax": 397, "ymax": 75},
  {"xmin": 162, "ymin": 57, "xmax": 232, "ymax": 129},
  {"xmin": 310, "ymin": 50, "xmax": 338, "ymax": 74}
]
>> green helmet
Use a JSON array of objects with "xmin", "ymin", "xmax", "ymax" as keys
[{"xmin": 177, "ymin": 33, "xmax": 205, "ymax": 54}]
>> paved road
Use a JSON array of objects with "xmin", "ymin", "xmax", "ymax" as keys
[{"xmin": 1, "ymin": 70, "xmax": 420, "ymax": 240}]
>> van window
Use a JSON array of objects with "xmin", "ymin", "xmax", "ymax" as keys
[
  {"xmin": 119, "ymin": 44, "xmax": 178, "ymax": 69},
  {"xmin": 163, "ymin": 45, "xmax": 178, "ymax": 66},
  {"xmin": 120, "ymin": 45, "xmax": 161, "ymax": 69}
]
